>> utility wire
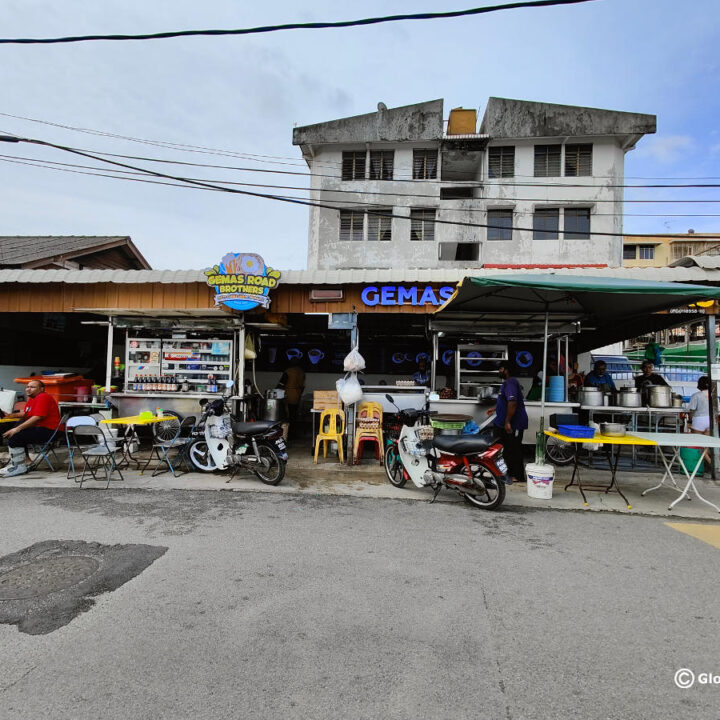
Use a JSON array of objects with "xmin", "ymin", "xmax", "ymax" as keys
[
  {"xmin": 4, "ymin": 151, "xmax": 720, "ymax": 207},
  {"xmin": 2, "ymin": 140, "xmax": 719, "ymax": 194},
  {"xmin": 0, "ymin": 0, "xmax": 597, "ymax": 44},
  {"xmin": 4, "ymin": 111, "xmax": 720, "ymax": 184},
  {"xmin": 2, "ymin": 132, "xmax": 718, "ymax": 240},
  {"xmin": 7, "ymin": 108, "xmax": 720, "ymax": 186},
  {"xmin": 4, "ymin": 154, "xmax": 720, "ymax": 219}
]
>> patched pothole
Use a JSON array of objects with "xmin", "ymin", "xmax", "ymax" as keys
[
  {"xmin": 0, "ymin": 540, "xmax": 167, "ymax": 634},
  {"xmin": 0, "ymin": 555, "xmax": 100, "ymax": 601}
]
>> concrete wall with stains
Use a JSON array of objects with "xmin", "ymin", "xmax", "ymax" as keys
[{"xmin": 295, "ymin": 99, "xmax": 656, "ymax": 271}]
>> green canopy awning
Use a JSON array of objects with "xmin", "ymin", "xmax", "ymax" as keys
[{"xmin": 439, "ymin": 274, "xmax": 720, "ymax": 319}]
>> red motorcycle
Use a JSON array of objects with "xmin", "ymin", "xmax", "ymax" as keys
[{"xmin": 384, "ymin": 395, "xmax": 508, "ymax": 510}]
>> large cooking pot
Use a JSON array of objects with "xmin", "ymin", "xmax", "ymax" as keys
[
  {"xmin": 579, "ymin": 388, "xmax": 603, "ymax": 406},
  {"xmin": 649, "ymin": 385, "xmax": 672, "ymax": 408},
  {"xmin": 618, "ymin": 388, "xmax": 642, "ymax": 407},
  {"xmin": 261, "ymin": 397, "xmax": 285, "ymax": 421}
]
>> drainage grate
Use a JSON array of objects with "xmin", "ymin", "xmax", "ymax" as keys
[{"xmin": 0, "ymin": 555, "xmax": 100, "ymax": 601}]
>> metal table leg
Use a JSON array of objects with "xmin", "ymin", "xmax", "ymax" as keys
[{"xmin": 668, "ymin": 450, "xmax": 720, "ymax": 513}]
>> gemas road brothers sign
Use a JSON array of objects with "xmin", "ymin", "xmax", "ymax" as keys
[{"xmin": 205, "ymin": 253, "xmax": 281, "ymax": 312}]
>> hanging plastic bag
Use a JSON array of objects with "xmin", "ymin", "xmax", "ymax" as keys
[
  {"xmin": 244, "ymin": 334, "xmax": 257, "ymax": 360},
  {"xmin": 339, "ymin": 373, "xmax": 363, "ymax": 405},
  {"xmin": 343, "ymin": 345, "xmax": 366, "ymax": 372},
  {"xmin": 582, "ymin": 421, "xmax": 601, "ymax": 451}
]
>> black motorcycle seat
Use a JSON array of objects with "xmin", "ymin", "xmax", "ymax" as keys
[
  {"xmin": 232, "ymin": 420, "xmax": 279, "ymax": 436},
  {"xmin": 432, "ymin": 434, "xmax": 492, "ymax": 454}
]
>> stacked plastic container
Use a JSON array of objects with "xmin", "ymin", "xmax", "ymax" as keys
[{"xmin": 546, "ymin": 375, "xmax": 565, "ymax": 403}]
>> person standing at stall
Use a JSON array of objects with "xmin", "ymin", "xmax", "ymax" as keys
[
  {"xmin": 412, "ymin": 357, "xmax": 431, "ymax": 387},
  {"xmin": 492, "ymin": 361, "xmax": 528, "ymax": 484},
  {"xmin": 687, "ymin": 376, "xmax": 711, "ymax": 434},
  {"xmin": 584, "ymin": 361, "xmax": 617, "ymax": 394},
  {"xmin": 277, "ymin": 364, "xmax": 305, "ymax": 435}
]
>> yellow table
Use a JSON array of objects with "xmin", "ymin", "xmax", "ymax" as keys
[
  {"xmin": 101, "ymin": 414, "xmax": 175, "ymax": 467},
  {"xmin": 544, "ymin": 430, "xmax": 657, "ymax": 509},
  {"xmin": 101, "ymin": 414, "xmax": 172, "ymax": 426}
]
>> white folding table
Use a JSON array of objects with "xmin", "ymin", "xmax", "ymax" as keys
[{"xmin": 633, "ymin": 431, "xmax": 720, "ymax": 513}]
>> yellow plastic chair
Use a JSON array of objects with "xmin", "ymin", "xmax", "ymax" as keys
[
  {"xmin": 314, "ymin": 408, "xmax": 345, "ymax": 463},
  {"xmin": 354, "ymin": 402, "xmax": 384, "ymax": 464}
]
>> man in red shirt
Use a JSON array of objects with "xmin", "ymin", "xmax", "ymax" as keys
[{"xmin": 1, "ymin": 379, "xmax": 61, "ymax": 476}]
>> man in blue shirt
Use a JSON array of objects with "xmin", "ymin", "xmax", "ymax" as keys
[
  {"xmin": 493, "ymin": 361, "xmax": 528, "ymax": 483},
  {"xmin": 584, "ymin": 361, "xmax": 616, "ymax": 393}
]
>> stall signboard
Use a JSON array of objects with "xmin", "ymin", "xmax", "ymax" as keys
[
  {"xmin": 361, "ymin": 285, "xmax": 455, "ymax": 307},
  {"xmin": 205, "ymin": 253, "xmax": 281, "ymax": 311}
]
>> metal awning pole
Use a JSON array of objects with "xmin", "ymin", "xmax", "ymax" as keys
[
  {"xmin": 564, "ymin": 335, "xmax": 570, "ymax": 402},
  {"xmin": 105, "ymin": 317, "xmax": 114, "ymax": 392},
  {"xmin": 237, "ymin": 321, "xmax": 245, "ymax": 412},
  {"xmin": 706, "ymin": 313, "xmax": 718, "ymax": 479},
  {"xmin": 536, "ymin": 311, "xmax": 549, "ymax": 464}
]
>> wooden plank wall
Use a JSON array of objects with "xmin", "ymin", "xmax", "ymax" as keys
[{"xmin": 0, "ymin": 282, "xmax": 447, "ymax": 315}]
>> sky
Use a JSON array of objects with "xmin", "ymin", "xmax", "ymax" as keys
[{"xmin": 1, "ymin": 0, "xmax": 719, "ymax": 270}]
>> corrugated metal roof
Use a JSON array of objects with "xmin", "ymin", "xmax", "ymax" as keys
[
  {"xmin": 668, "ymin": 255, "xmax": 720, "ymax": 270},
  {"xmin": 0, "ymin": 236, "xmax": 132, "ymax": 265},
  {"xmin": 0, "ymin": 266, "xmax": 719, "ymax": 285}
]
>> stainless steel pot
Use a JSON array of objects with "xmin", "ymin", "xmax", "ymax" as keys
[
  {"xmin": 649, "ymin": 385, "xmax": 672, "ymax": 408},
  {"xmin": 579, "ymin": 388, "xmax": 603, "ymax": 407},
  {"xmin": 262, "ymin": 398, "xmax": 285, "ymax": 421},
  {"xmin": 600, "ymin": 422, "xmax": 626, "ymax": 437},
  {"xmin": 672, "ymin": 393, "xmax": 684, "ymax": 408},
  {"xmin": 618, "ymin": 388, "xmax": 642, "ymax": 407}
]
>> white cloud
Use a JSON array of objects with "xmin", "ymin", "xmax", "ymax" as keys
[{"xmin": 635, "ymin": 135, "xmax": 695, "ymax": 163}]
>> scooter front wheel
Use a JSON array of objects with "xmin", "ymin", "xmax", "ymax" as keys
[
  {"xmin": 188, "ymin": 439, "xmax": 217, "ymax": 472},
  {"xmin": 384, "ymin": 445, "xmax": 406, "ymax": 488},
  {"xmin": 462, "ymin": 467, "xmax": 506, "ymax": 510}
]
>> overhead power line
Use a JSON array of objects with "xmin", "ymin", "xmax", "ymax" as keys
[
  {"xmin": 0, "ymin": 0, "xmax": 597, "ymax": 44},
  {"xmin": 4, "ymin": 149, "xmax": 720, "ymax": 206},
  {"xmin": 3, "ymin": 154, "xmax": 720, "ymax": 219},
  {"xmin": 6, "ymin": 149, "xmax": 720, "ymax": 204},
  {"xmin": 4, "ymin": 110, "xmax": 720, "ymax": 184},
  {"xmin": 1, "ymin": 133, "xmax": 718, "ymax": 240}
]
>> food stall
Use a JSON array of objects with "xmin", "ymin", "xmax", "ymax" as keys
[{"xmin": 110, "ymin": 332, "xmax": 237, "ymax": 417}]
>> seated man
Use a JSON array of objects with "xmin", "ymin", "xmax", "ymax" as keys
[{"xmin": 1, "ymin": 379, "xmax": 61, "ymax": 477}]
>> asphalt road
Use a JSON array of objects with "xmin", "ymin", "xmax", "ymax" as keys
[{"xmin": 0, "ymin": 486, "xmax": 718, "ymax": 720}]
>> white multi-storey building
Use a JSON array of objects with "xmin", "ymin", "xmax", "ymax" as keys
[{"xmin": 292, "ymin": 98, "xmax": 656, "ymax": 270}]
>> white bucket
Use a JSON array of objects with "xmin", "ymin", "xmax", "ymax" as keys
[{"xmin": 525, "ymin": 462, "xmax": 554, "ymax": 499}]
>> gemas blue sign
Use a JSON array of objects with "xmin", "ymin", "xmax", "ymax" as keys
[
  {"xmin": 361, "ymin": 285, "xmax": 454, "ymax": 307},
  {"xmin": 205, "ymin": 253, "xmax": 281, "ymax": 312}
]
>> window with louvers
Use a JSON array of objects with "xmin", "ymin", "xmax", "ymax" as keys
[
  {"xmin": 341, "ymin": 151, "xmax": 366, "ymax": 180},
  {"xmin": 412, "ymin": 149, "xmax": 438, "ymax": 179},
  {"xmin": 487, "ymin": 210, "xmax": 513, "ymax": 241},
  {"xmin": 410, "ymin": 209, "xmax": 436, "ymax": 241},
  {"xmin": 488, "ymin": 146, "xmax": 515, "ymax": 178},
  {"xmin": 623, "ymin": 245, "xmax": 637, "ymax": 260},
  {"xmin": 564, "ymin": 144, "xmax": 592, "ymax": 176},
  {"xmin": 367, "ymin": 208, "xmax": 393, "ymax": 241},
  {"xmin": 639, "ymin": 245, "xmax": 655, "ymax": 260},
  {"xmin": 533, "ymin": 208, "xmax": 560, "ymax": 239},
  {"xmin": 369, "ymin": 151, "xmax": 394, "ymax": 180},
  {"xmin": 534, "ymin": 144, "xmax": 561, "ymax": 177},
  {"xmin": 339, "ymin": 210, "xmax": 364, "ymax": 241},
  {"xmin": 564, "ymin": 208, "xmax": 591, "ymax": 239}
]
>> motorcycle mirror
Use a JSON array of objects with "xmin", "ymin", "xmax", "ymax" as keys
[{"xmin": 385, "ymin": 394, "xmax": 394, "ymax": 403}]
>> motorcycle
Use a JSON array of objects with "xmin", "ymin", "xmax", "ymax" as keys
[
  {"xmin": 188, "ymin": 381, "xmax": 288, "ymax": 485},
  {"xmin": 385, "ymin": 394, "xmax": 508, "ymax": 510}
]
